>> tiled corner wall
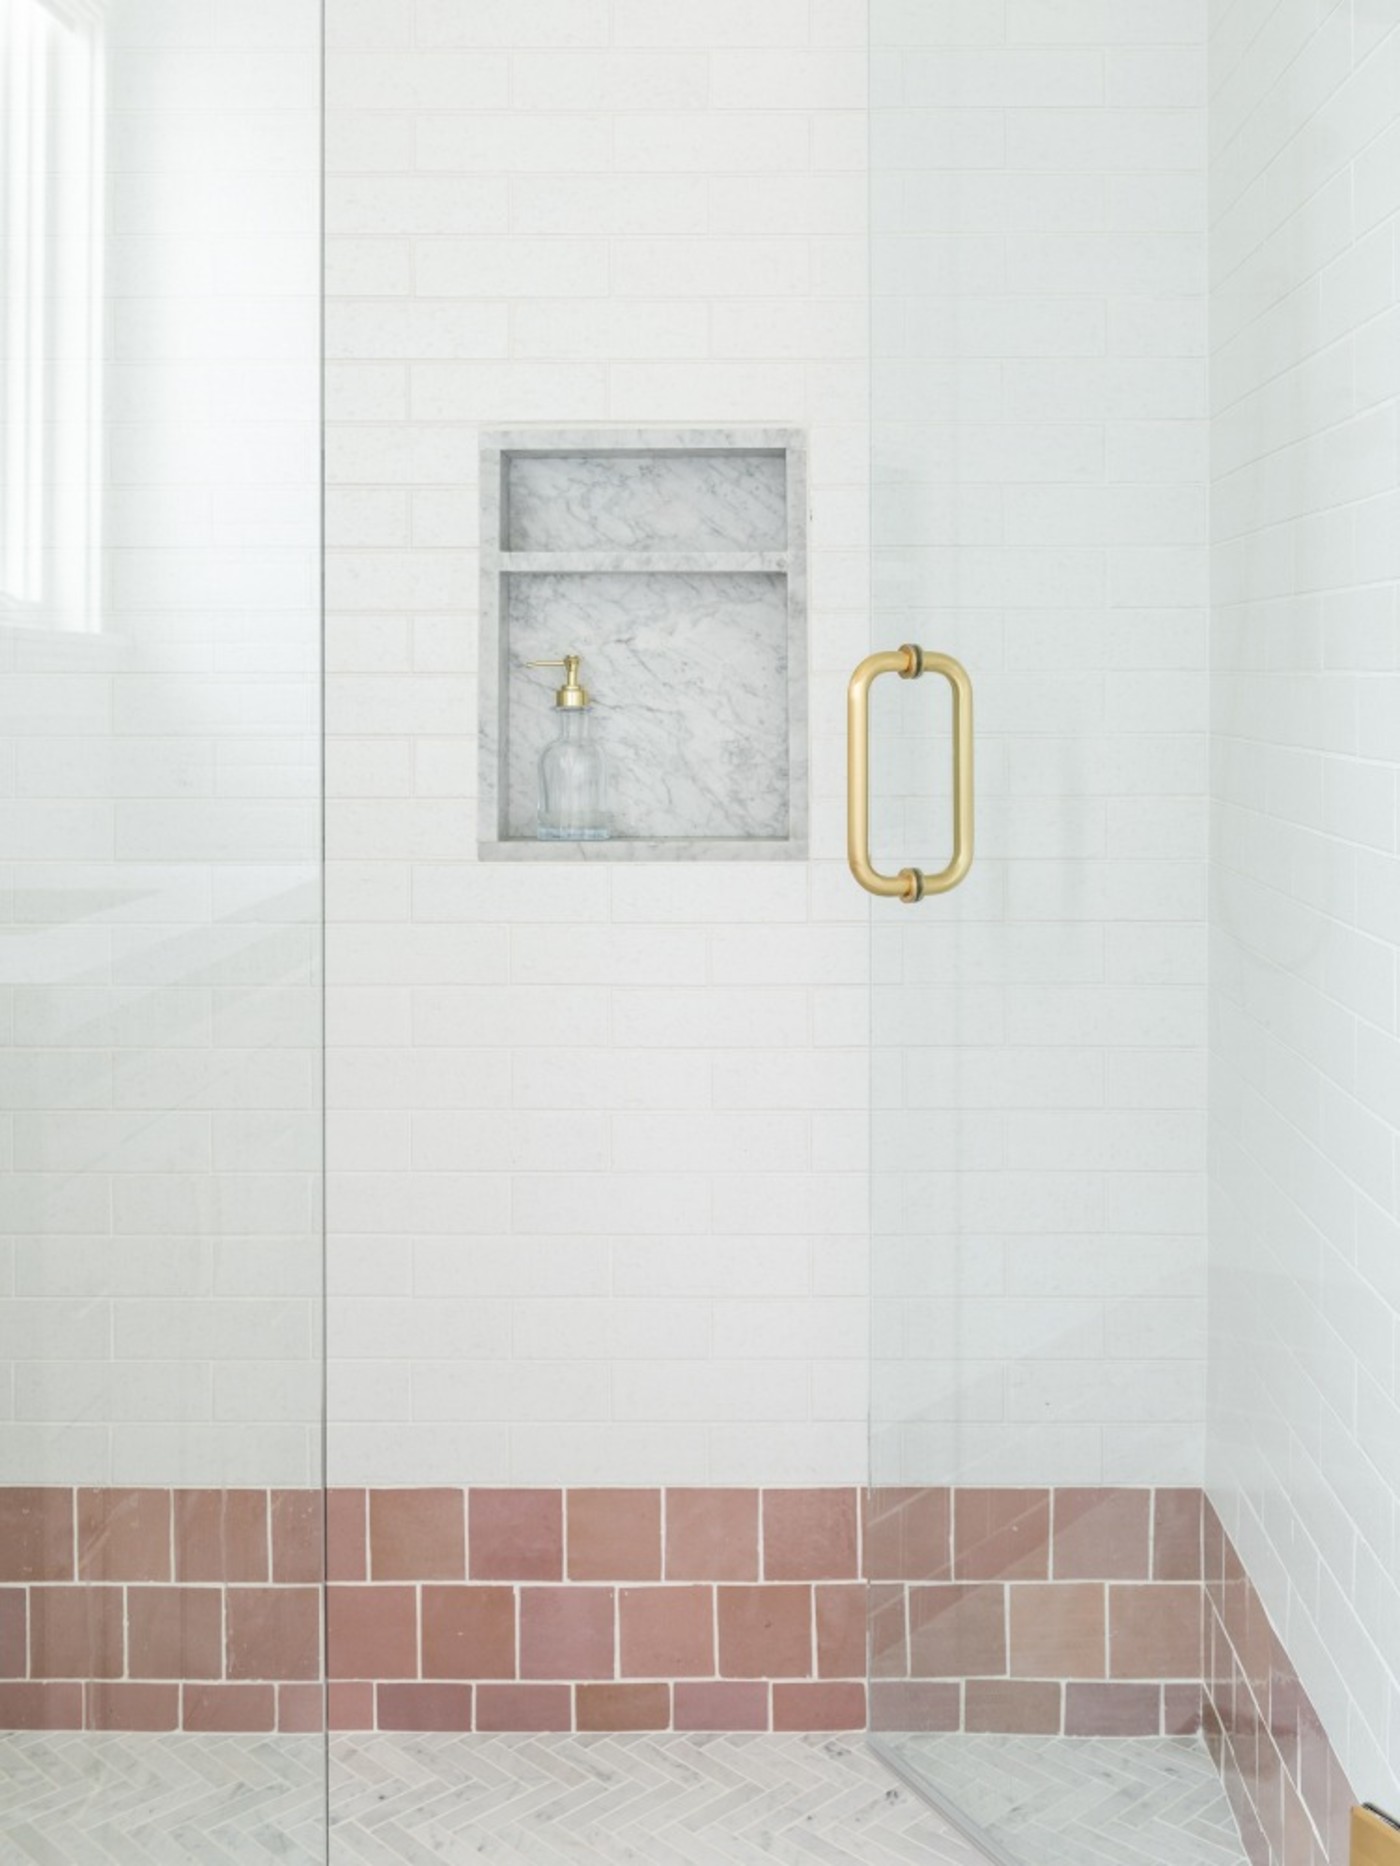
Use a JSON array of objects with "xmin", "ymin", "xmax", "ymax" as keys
[
  {"xmin": 1203, "ymin": 1502, "xmax": 1357, "ymax": 1866},
  {"xmin": 3, "ymin": 1484, "xmax": 1216, "ymax": 1739},
  {"xmin": 1205, "ymin": 0, "xmax": 1400, "ymax": 1817}
]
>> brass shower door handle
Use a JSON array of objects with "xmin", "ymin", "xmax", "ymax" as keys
[{"xmin": 847, "ymin": 645, "xmax": 974, "ymax": 903}]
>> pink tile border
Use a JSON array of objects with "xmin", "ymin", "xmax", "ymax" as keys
[
  {"xmin": 1202, "ymin": 1500, "xmax": 1354, "ymax": 1866},
  {"xmin": 0, "ymin": 1480, "xmax": 1359, "ymax": 1792}
]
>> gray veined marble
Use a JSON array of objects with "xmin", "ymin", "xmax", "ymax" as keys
[
  {"xmin": 504, "ymin": 573, "xmax": 789, "ymax": 843},
  {"xmin": 0, "ymin": 1728, "xmax": 1250, "ymax": 1865},
  {"xmin": 479, "ymin": 427, "xmax": 807, "ymax": 863},
  {"xmin": 505, "ymin": 450, "xmax": 789, "ymax": 553},
  {"xmin": 883, "ymin": 1732, "xmax": 1249, "ymax": 1866},
  {"xmin": 0, "ymin": 1731, "xmax": 988, "ymax": 1865}
]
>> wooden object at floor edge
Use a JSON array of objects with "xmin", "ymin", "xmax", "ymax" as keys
[{"xmin": 1354, "ymin": 1807, "xmax": 1400, "ymax": 1866}]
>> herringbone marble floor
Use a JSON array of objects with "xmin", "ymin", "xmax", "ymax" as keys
[
  {"xmin": 0, "ymin": 1730, "xmax": 984, "ymax": 1864},
  {"xmin": 0, "ymin": 1728, "xmax": 1249, "ymax": 1865},
  {"xmin": 332, "ymin": 1732, "xmax": 990, "ymax": 1863},
  {"xmin": 893, "ymin": 1732, "xmax": 1251, "ymax": 1866},
  {"xmin": 0, "ymin": 1731, "xmax": 326, "ymax": 1864}
]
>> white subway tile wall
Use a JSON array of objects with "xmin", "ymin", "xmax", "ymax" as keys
[
  {"xmin": 868, "ymin": 0, "xmax": 1210, "ymax": 1491},
  {"xmin": 1, "ymin": 0, "xmax": 324, "ymax": 1485},
  {"xmin": 325, "ymin": 0, "xmax": 873, "ymax": 1488},
  {"xmin": 1206, "ymin": 0, "xmax": 1400, "ymax": 1804},
  {"xmin": 326, "ymin": 0, "xmax": 1211, "ymax": 1491}
]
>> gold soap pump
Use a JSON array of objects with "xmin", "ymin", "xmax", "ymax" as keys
[{"xmin": 525, "ymin": 652, "xmax": 610, "ymax": 842}]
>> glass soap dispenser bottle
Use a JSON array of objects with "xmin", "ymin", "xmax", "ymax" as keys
[{"xmin": 526, "ymin": 653, "xmax": 610, "ymax": 842}]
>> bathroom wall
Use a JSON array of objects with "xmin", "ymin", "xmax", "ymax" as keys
[
  {"xmin": 325, "ymin": 0, "xmax": 1217, "ymax": 1493},
  {"xmin": 1207, "ymin": 0, "xmax": 1400, "ymax": 1808},
  {"xmin": 324, "ymin": 0, "xmax": 873, "ymax": 1487}
]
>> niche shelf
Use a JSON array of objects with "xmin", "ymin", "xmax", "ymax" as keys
[{"xmin": 477, "ymin": 427, "xmax": 808, "ymax": 862}]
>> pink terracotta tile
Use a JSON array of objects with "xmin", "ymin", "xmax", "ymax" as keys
[
  {"xmin": 907, "ymin": 1584, "xmax": 1006, "ymax": 1678},
  {"xmin": 327, "ymin": 1490, "xmax": 367, "ymax": 1583},
  {"xmin": 1257, "ymin": 1742, "xmax": 1287, "ymax": 1863},
  {"xmin": 86, "ymin": 1682, "xmax": 179, "ymax": 1731},
  {"xmin": 1065, "ymin": 1681, "xmax": 1161, "ymax": 1736},
  {"xmin": 953, "ymin": 1489, "xmax": 1050, "ymax": 1581},
  {"xmin": 763, "ymin": 1490, "xmax": 858, "ymax": 1581},
  {"xmin": 175, "ymin": 1491, "xmax": 268, "ymax": 1584},
  {"xmin": 869, "ymin": 1681, "xmax": 960, "ymax": 1733},
  {"xmin": 966, "ymin": 1679, "xmax": 1062, "ymax": 1734},
  {"xmin": 674, "ymin": 1681, "xmax": 768, "ymax": 1731},
  {"xmin": 278, "ymin": 1684, "xmax": 325, "ymax": 1733},
  {"xmin": 0, "ymin": 1681, "xmax": 83, "ymax": 1729},
  {"xmin": 773, "ymin": 1682, "xmax": 865, "ymax": 1731},
  {"xmin": 183, "ymin": 1684, "xmax": 275, "ymax": 1733},
  {"xmin": 568, "ymin": 1490, "xmax": 660, "ymax": 1581},
  {"xmin": 665, "ymin": 1489, "xmax": 758, "ymax": 1581},
  {"xmin": 1227, "ymin": 1761, "xmax": 1271, "ymax": 1866},
  {"xmin": 1009, "ymin": 1583, "xmax": 1105, "ymax": 1679},
  {"xmin": 272, "ymin": 1491, "xmax": 324, "ymax": 1585},
  {"xmin": 619, "ymin": 1586, "xmax": 712, "ymax": 1678},
  {"xmin": 1281, "ymin": 1778, "xmax": 1317, "ymax": 1866},
  {"xmin": 328, "ymin": 1681, "xmax": 374, "ymax": 1730},
  {"xmin": 476, "ymin": 1684, "xmax": 572, "ymax": 1732},
  {"xmin": 0, "ymin": 1490, "xmax": 73, "ymax": 1582},
  {"xmin": 1109, "ymin": 1583, "xmax": 1202, "ymax": 1679},
  {"xmin": 1270, "ymin": 1643, "xmax": 1304, "ymax": 1779},
  {"xmin": 78, "ymin": 1489, "xmax": 171, "ymax": 1583},
  {"xmin": 576, "ymin": 1682, "xmax": 669, "ymax": 1731},
  {"xmin": 1242, "ymin": 1590, "xmax": 1274, "ymax": 1723},
  {"xmin": 29, "ymin": 1587, "xmax": 123, "ymax": 1679},
  {"xmin": 1296, "ymin": 1687, "xmax": 1332, "ymax": 1838},
  {"xmin": 0, "ymin": 1590, "xmax": 26, "ymax": 1676},
  {"xmin": 1203, "ymin": 1498, "xmax": 1225, "ymax": 1594},
  {"xmin": 1323, "ymin": 1754, "xmax": 1353, "ymax": 1866},
  {"xmin": 227, "ymin": 1586, "xmax": 321, "ymax": 1681},
  {"xmin": 421, "ymin": 1586, "xmax": 515, "ymax": 1680},
  {"xmin": 870, "ymin": 1582, "xmax": 907, "ymax": 1679},
  {"xmin": 1051, "ymin": 1489, "xmax": 1150, "ymax": 1580},
  {"xmin": 128, "ymin": 1586, "xmax": 222, "ymax": 1680},
  {"xmin": 378, "ymin": 1683, "xmax": 473, "ymax": 1731},
  {"xmin": 717, "ymin": 1586, "xmax": 811, "ymax": 1679},
  {"xmin": 1258, "ymin": 1714, "xmax": 1288, "ymax": 1848},
  {"xmin": 470, "ymin": 1489, "xmax": 562, "ymax": 1581},
  {"xmin": 1222, "ymin": 1536, "xmax": 1247, "ymax": 1642},
  {"xmin": 328, "ymin": 1585, "xmax": 417, "ymax": 1680},
  {"xmin": 863, "ymin": 1487, "xmax": 951, "ymax": 1582},
  {"xmin": 1164, "ymin": 1683, "xmax": 1204, "ymax": 1735},
  {"xmin": 1154, "ymin": 1488, "xmax": 1203, "ymax": 1581},
  {"xmin": 520, "ymin": 1587, "xmax": 614, "ymax": 1681},
  {"xmin": 815, "ymin": 1583, "xmax": 866, "ymax": 1678},
  {"xmin": 370, "ymin": 1490, "xmax": 465, "ymax": 1582}
]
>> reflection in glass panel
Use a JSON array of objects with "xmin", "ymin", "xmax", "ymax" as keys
[{"xmin": 0, "ymin": 2, "xmax": 325, "ymax": 1857}]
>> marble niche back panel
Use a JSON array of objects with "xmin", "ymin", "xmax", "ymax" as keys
[
  {"xmin": 504, "ymin": 451, "xmax": 788, "ymax": 554},
  {"xmin": 479, "ymin": 428, "xmax": 807, "ymax": 861},
  {"xmin": 506, "ymin": 573, "xmax": 789, "ymax": 843}
]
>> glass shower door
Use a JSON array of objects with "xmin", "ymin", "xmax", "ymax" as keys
[
  {"xmin": 0, "ymin": 2, "xmax": 327, "ymax": 1858},
  {"xmin": 864, "ymin": 3, "xmax": 1215, "ymax": 1861}
]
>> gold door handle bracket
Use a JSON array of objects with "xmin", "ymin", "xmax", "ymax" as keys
[{"xmin": 847, "ymin": 644, "xmax": 974, "ymax": 903}]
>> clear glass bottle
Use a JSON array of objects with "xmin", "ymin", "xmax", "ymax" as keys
[{"xmin": 526, "ymin": 653, "xmax": 610, "ymax": 842}]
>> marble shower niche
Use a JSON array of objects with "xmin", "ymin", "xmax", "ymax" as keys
[{"xmin": 478, "ymin": 429, "xmax": 807, "ymax": 860}]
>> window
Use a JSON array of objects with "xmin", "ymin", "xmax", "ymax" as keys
[{"xmin": 0, "ymin": 0, "xmax": 103, "ymax": 629}]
